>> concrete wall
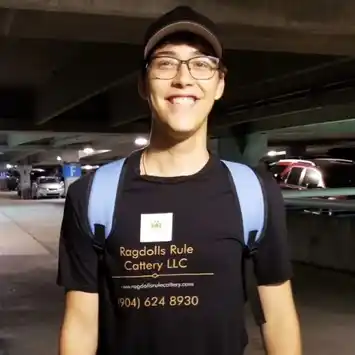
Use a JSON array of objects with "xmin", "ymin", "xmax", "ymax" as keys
[{"xmin": 287, "ymin": 213, "xmax": 355, "ymax": 273}]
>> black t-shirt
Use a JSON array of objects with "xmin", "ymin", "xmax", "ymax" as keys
[{"xmin": 57, "ymin": 151, "xmax": 292, "ymax": 355}]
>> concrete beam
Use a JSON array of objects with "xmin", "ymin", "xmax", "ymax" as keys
[
  {"xmin": 109, "ymin": 78, "xmax": 150, "ymax": 127},
  {"xmin": 0, "ymin": 144, "xmax": 93, "ymax": 152},
  {"xmin": 210, "ymin": 101, "xmax": 355, "ymax": 141},
  {"xmin": 52, "ymin": 134, "xmax": 91, "ymax": 148},
  {"xmin": 224, "ymin": 57, "xmax": 355, "ymax": 107},
  {"xmin": 249, "ymin": 103, "xmax": 355, "ymax": 133},
  {"xmin": 7, "ymin": 132, "xmax": 54, "ymax": 147},
  {"xmin": 35, "ymin": 44, "xmax": 140, "ymax": 125},
  {"xmin": 53, "ymin": 134, "xmax": 133, "ymax": 149},
  {"xmin": 270, "ymin": 119, "xmax": 355, "ymax": 136},
  {"xmin": 0, "ymin": 117, "xmax": 150, "ymax": 134},
  {"xmin": 215, "ymin": 79, "xmax": 355, "ymax": 129},
  {"xmin": 270, "ymin": 137, "xmax": 355, "ymax": 147},
  {"xmin": 11, "ymin": 150, "xmax": 43, "ymax": 164},
  {"xmin": 0, "ymin": 144, "xmax": 49, "ymax": 152},
  {"xmin": 1, "ymin": 0, "xmax": 355, "ymax": 29},
  {"xmin": 2, "ymin": 7, "xmax": 355, "ymax": 55}
]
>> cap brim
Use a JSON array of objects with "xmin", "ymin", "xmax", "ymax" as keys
[{"xmin": 144, "ymin": 21, "xmax": 222, "ymax": 59}]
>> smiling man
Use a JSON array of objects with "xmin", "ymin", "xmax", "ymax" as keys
[{"xmin": 57, "ymin": 6, "xmax": 301, "ymax": 355}]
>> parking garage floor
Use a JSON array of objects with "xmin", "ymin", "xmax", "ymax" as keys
[{"xmin": 1, "ymin": 191, "xmax": 355, "ymax": 355}]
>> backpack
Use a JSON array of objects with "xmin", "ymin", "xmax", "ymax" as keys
[{"xmin": 87, "ymin": 157, "xmax": 268, "ymax": 329}]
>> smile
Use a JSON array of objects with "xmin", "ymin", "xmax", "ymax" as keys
[{"xmin": 167, "ymin": 96, "xmax": 198, "ymax": 106}]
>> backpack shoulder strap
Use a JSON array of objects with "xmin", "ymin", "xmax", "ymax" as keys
[
  {"xmin": 221, "ymin": 160, "xmax": 267, "ymax": 248},
  {"xmin": 88, "ymin": 158, "xmax": 126, "ymax": 239},
  {"xmin": 222, "ymin": 159, "xmax": 268, "ymax": 330}
]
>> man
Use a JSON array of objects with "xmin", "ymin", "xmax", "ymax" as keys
[{"xmin": 57, "ymin": 6, "xmax": 301, "ymax": 355}]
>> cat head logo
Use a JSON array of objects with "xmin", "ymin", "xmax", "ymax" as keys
[{"xmin": 151, "ymin": 220, "xmax": 162, "ymax": 229}]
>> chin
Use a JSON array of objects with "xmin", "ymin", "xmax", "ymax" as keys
[
  {"xmin": 169, "ymin": 112, "xmax": 203, "ymax": 127},
  {"xmin": 167, "ymin": 124, "xmax": 203, "ymax": 140},
  {"xmin": 165, "ymin": 116, "xmax": 200, "ymax": 131},
  {"xmin": 152, "ymin": 108, "xmax": 207, "ymax": 136}
]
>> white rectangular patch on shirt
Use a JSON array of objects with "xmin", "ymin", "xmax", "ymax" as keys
[{"xmin": 140, "ymin": 213, "xmax": 173, "ymax": 243}]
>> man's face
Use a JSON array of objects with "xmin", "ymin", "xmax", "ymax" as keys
[{"xmin": 143, "ymin": 40, "xmax": 225, "ymax": 137}]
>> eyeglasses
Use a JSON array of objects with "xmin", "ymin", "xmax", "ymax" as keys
[{"xmin": 146, "ymin": 55, "xmax": 221, "ymax": 80}]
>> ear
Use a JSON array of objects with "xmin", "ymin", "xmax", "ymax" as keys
[
  {"xmin": 214, "ymin": 76, "xmax": 225, "ymax": 101},
  {"xmin": 138, "ymin": 73, "xmax": 148, "ymax": 100}
]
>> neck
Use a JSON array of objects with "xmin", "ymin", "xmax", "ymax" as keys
[{"xmin": 143, "ymin": 125, "xmax": 209, "ymax": 177}]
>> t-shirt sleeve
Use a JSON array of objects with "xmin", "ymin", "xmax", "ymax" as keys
[
  {"xmin": 253, "ymin": 168, "xmax": 293, "ymax": 285},
  {"xmin": 56, "ymin": 180, "xmax": 98, "ymax": 293}
]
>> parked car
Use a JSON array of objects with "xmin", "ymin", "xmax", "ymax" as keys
[
  {"xmin": 31, "ymin": 176, "xmax": 65, "ymax": 199},
  {"xmin": 268, "ymin": 158, "xmax": 355, "ymax": 216},
  {"xmin": 269, "ymin": 158, "xmax": 355, "ymax": 196},
  {"xmin": 6, "ymin": 175, "xmax": 19, "ymax": 191}
]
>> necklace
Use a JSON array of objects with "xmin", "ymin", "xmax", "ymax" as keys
[{"xmin": 141, "ymin": 150, "xmax": 148, "ymax": 175}]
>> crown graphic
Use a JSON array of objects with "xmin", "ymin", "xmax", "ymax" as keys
[{"xmin": 151, "ymin": 220, "xmax": 162, "ymax": 229}]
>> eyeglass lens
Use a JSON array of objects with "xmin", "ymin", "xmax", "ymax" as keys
[{"xmin": 149, "ymin": 56, "xmax": 219, "ymax": 80}]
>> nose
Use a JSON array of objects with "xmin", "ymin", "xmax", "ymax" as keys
[{"xmin": 172, "ymin": 62, "xmax": 194, "ymax": 87}]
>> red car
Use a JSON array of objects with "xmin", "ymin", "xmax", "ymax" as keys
[{"xmin": 268, "ymin": 158, "xmax": 355, "ymax": 197}]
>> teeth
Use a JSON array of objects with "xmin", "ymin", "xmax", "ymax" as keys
[{"xmin": 170, "ymin": 97, "xmax": 195, "ymax": 105}]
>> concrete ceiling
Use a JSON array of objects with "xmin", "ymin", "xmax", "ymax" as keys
[
  {"xmin": 2, "ymin": 2, "xmax": 355, "ymax": 163},
  {"xmin": 3, "ymin": 0, "xmax": 355, "ymax": 56},
  {"xmin": 0, "ymin": 132, "xmax": 147, "ymax": 164}
]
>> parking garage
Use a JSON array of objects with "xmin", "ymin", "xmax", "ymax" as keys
[{"xmin": 1, "ymin": 1, "xmax": 355, "ymax": 355}]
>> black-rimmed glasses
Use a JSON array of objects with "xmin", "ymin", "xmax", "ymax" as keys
[{"xmin": 146, "ymin": 55, "xmax": 221, "ymax": 80}]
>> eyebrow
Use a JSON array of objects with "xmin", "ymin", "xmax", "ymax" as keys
[{"xmin": 153, "ymin": 49, "xmax": 204, "ymax": 57}]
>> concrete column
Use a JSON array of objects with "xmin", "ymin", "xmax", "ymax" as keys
[
  {"xmin": 60, "ymin": 151, "xmax": 82, "ymax": 196},
  {"xmin": 207, "ymin": 138, "xmax": 219, "ymax": 155},
  {"xmin": 217, "ymin": 136, "xmax": 243, "ymax": 162},
  {"xmin": 18, "ymin": 164, "xmax": 32, "ymax": 199},
  {"xmin": 0, "ymin": 163, "xmax": 7, "ymax": 190},
  {"xmin": 243, "ymin": 133, "xmax": 268, "ymax": 166},
  {"xmin": 217, "ymin": 132, "xmax": 268, "ymax": 166}
]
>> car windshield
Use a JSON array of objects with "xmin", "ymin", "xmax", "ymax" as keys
[
  {"xmin": 39, "ymin": 177, "xmax": 59, "ymax": 184},
  {"xmin": 322, "ymin": 164, "xmax": 355, "ymax": 188}
]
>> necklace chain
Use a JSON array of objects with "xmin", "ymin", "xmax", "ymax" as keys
[{"xmin": 141, "ymin": 150, "xmax": 148, "ymax": 175}]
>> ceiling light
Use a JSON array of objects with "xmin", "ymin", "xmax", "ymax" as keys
[
  {"xmin": 134, "ymin": 137, "xmax": 148, "ymax": 146},
  {"xmin": 83, "ymin": 147, "xmax": 94, "ymax": 154},
  {"xmin": 267, "ymin": 150, "xmax": 286, "ymax": 157}
]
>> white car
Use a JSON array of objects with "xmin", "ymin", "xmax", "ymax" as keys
[{"xmin": 31, "ymin": 176, "xmax": 65, "ymax": 199}]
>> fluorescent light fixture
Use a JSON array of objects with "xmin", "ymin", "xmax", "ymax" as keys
[
  {"xmin": 56, "ymin": 156, "xmax": 62, "ymax": 161},
  {"xmin": 134, "ymin": 137, "xmax": 148, "ymax": 146},
  {"xmin": 78, "ymin": 148, "xmax": 110, "ymax": 159},
  {"xmin": 82, "ymin": 164, "xmax": 99, "ymax": 170},
  {"xmin": 83, "ymin": 147, "xmax": 94, "ymax": 154},
  {"xmin": 268, "ymin": 150, "xmax": 286, "ymax": 157}
]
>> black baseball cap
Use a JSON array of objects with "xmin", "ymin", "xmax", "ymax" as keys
[{"xmin": 143, "ymin": 6, "xmax": 222, "ymax": 60}]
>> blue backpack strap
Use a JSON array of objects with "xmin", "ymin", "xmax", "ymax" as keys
[
  {"xmin": 88, "ymin": 158, "xmax": 126, "ymax": 239},
  {"xmin": 222, "ymin": 159, "xmax": 268, "ymax": 330},
  {"xmin": 221, "ymin": 160, "xmax": 266, "ymax": 248}
]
